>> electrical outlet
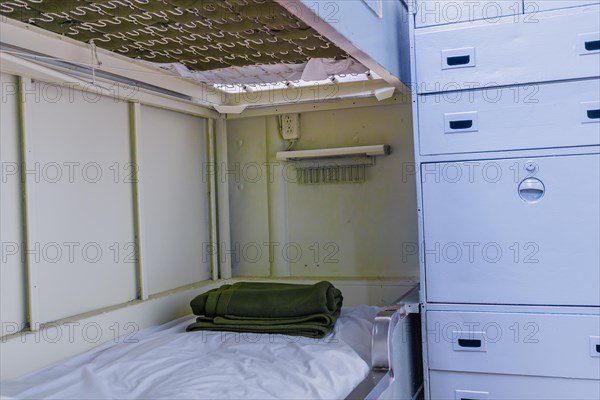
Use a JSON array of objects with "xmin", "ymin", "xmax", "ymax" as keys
[{"xmin": 281, "ymin": 113, "xmax": 300, "ymax": 140}]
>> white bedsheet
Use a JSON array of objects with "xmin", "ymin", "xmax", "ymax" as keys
[{"xmin": 1, "ymin": 306, "xmax": 380, "ymax": 400}]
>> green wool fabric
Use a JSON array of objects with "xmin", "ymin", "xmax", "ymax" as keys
[{"xmin": 186, "ymin": 281, "xmax": 343, "ymax": 338}]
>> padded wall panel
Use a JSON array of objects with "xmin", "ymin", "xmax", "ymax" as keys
[
  {"xmin": 138, "ymin": 105, "xmax": 210, "ymax": 294},
  {"xmin": 26, "ymin": 82, "xmax": 137, "ymax": 323},
  {"xmin": 0, "ymin": 73, "xmax": 27, "ymax": 335}
]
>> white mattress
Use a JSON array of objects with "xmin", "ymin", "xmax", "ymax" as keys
[{"xmin": 1, "ymin": 305, "xmax": 380, "ymax": 400}]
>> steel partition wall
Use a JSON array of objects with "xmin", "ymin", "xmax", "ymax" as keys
[
  {"xmin": 23, "ymin": 77, "xmax": 138, "ymax": 324},
  {"xmin": 224, "ymin": 103, "xmax": 419, "ymax": 281},
  {"xmin": 0, "ymin": 63, "xmax": 236, "ymax": 380},
  {"xmin": 0, "ymin": 63, "xmax": 219, "ymax": 328},
  {"xmin": 409, "ymin": 2, "xmax": 600, "ymax": 399}
]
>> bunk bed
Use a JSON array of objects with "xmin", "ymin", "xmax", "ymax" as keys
[
  {"xmin": 1, "ymin": 288, "xmax": 421, "ymax": 400},
  {"xmin": 0, "ymin": 1, "xmax": 418, "ymax": 398}
]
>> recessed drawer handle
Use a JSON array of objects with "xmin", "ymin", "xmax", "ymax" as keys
[
  {"xmin": 442, "ymin": 47, "xmax": 475, "ymax": 70},
  {"xmin": 444, "ymin": 112, "xmax": 478, "ymax": 133},
  {"xmin": 519, "ymin": 178, "xmax": 545, "ymax": 203},
  {"xmin": 449, "ymin": 120, "xmax": 473, "ymax": 130},
  {"xmin": 596, "ymin": 344, "xmax": 600, "ymax": 353},
  {"xmin": 585, "ymin": 40, "xmax": 600, "ymax": 52},
  {"xmin": 447, "ymin": 55, "xmax": 471, "ymax": 66},
  {"xmin": 581, "ymin": 102, "xmax": 600, "ymax": 123},
  {"xmin": 587, "ymin": 109, "xmax": 600, "ymax": 120},
  {"xmin": 458, "ymin": 338, "xmax": 482, "ymax": 348},
  {"xmin": 520, "ymin": 188, "xmax": 544, "ymax": 195}
]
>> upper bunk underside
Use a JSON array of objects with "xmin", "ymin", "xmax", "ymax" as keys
[{"xmin": 0, "ymin": 0, "xmax": 412, "ymax": 113}]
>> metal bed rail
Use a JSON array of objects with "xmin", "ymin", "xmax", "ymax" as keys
[{"xmin": 346, "ymin": 285, "xmax": 423, "ymax": 400}]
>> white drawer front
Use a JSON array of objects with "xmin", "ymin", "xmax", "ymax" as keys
[
  {"xmin": 426, "ymin": 311, "xmax": 600, "ymax": 379},
  {"xmin": 414, "ymin": 0, "xmax": 522, "ymax": 28},
  {"xmin": 525, "ymin": 0, "xmax": 600, "ymax": 13},
  {"xmin": 430, "ymin": 370, "xmax": 600, "ymax": 400},
  {"xmin": 415, "ymin": 6, "xmax": 600, "ymax": 93},
  {"xmin": 422, "ymin": 154, "xmax": 600, "ymax": 306},
  {"xmin": 418, "ymin": 79, "xmax": 600, "ymax": 155}
]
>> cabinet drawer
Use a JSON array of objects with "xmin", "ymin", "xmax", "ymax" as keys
[
  {"xmin": 525, "ymin": 0, "xmax": 600, "ymax": 13},
  {"xmin": 415, "ymin": 6, "xmax": 600, "ymax": 93},
  {"xmin": 430, "ymin": 370, "xmax": 600, "ymax": 400},
  {"xmin": 414, "ymin": 0, "xmax": 522, "ymax": 28},
  {"xmin": 418, "ymin": 79, "xmax": 600, "ymax": 155},
  {"xmin": 426, "ymin": 311, "xmax": 600, "ymax": 379},
  {"xmin": 422, "ymin": 154, "xmax": 600, "ymax": 306}
]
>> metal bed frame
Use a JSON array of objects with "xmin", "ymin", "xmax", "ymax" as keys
[{"xmin": 346, "ymin": 285, "xmax": 423, "ymax": 400}]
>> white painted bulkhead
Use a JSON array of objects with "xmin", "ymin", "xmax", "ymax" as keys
[{"xmin": 226, "ymin": 104, "xmax": 418, "ymax": 279}]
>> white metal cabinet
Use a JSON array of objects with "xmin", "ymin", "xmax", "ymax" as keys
[
  {"xmin": 426, "ymin": 311, "xmax": 600, "ymax": 379},
  {"xmin": 415, "ymin": 6, "xmax": 600, "ymax": 93},
  {"xmin": 418, "ymin": 78, "xmax": 600, "ymax": 155},
  {"xmin": 422, "ymin": 154, "xmax": 600, "ymax": 306},
  {"xmin": 414, "ymin": 0, "xmax": 522, "ymax": 28},
  {"xmin": 525, "ymin": 0, "xmax": 600, "ymax": 13},
  {"xmin": 429, "ymin": 370, "xmax": 600, "ymax": 400}
]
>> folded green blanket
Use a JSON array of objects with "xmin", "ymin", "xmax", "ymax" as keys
[{"xmin": 186, "ymin": 281, "xmax": 343, "ymax": 338}]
